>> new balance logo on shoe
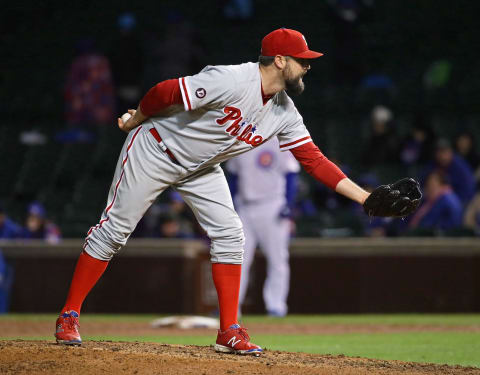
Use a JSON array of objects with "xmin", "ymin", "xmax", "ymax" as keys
[{"xmin": 227, "ymin": 336, "xmax": 241, "ymax": 348}]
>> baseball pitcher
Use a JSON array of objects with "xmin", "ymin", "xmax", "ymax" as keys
[{"xmin": 55, "ymin": 28, "xmax": 421, "ymax": 355}]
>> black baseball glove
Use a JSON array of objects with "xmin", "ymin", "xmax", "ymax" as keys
[{"xmin": 363, "ymin": 178, "xmax": 422, "ymax": 218}]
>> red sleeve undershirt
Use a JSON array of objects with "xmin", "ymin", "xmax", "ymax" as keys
[
  {"xmin": 290, "ymin": 141, "xmax": 347, "ymax": 190},
  {"xmin": 139, "ymin": 78, "xmax": 183, "ymax": 117}
]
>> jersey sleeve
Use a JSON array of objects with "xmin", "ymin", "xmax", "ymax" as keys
[
  {"xmin": 277, "ymin": 106, "xmax": 312, "ymax": 151},
  {"xmin": 139, "ymin": 79, "xmax": 183, "ymax": 117},
  {"xmin": 179, "ymin": 66, "xmax": 237, "ymax": 111},
  {"xmin": 290, "ymin": 142, "xmax": 347, "ymax": 190}
]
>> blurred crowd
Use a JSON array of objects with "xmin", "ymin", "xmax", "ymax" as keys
[
  {"xmin": 0, "ymin": 201, "xmax": 61, "ymax": 243},
  {"xmin": 6, "ymin": 6, "xmax": 480, "ymax": 240},
  {"xmin": 0, "ymin": 202, "xmax": 61, "ymax": 312},
  {"xmin": 54, "ymin": 11, "xmax": 208, "ymax": 143},
  {"xmin": 306, "ymin": 105, "xmax": 480, "ymax": 237}
]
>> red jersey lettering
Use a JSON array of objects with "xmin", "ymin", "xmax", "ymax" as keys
[
  {"xmin": 226, "ymin": 120, "xmax": 244, "ymax": 135},
  {"xmin": 217, "ymin": 106, "xmax": 264, "ymax": 147},
  {"xmin": 237, "ymin": 124, "xmax": 252, "ymax": 141},
  {"xmin": 250, "ymin": 135, "xmax": 264, "ymax": 147},
  {"xmin": 216, "ymin": 106, "xmax": 241, "ymax": 125}
]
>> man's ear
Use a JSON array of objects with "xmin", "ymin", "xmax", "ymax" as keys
[{"xmin": 273, "ymin": 55, "xmax": 287, "ymax": 70}]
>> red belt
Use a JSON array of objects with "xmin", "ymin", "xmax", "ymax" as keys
[{"xmin": 149, "ymin": 128, "xmax": 179, "ymax": 164}]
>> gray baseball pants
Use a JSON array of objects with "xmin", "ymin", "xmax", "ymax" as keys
[{"xmin": 83, "ymin": 125, "xmax": 244, "ymax": 264}]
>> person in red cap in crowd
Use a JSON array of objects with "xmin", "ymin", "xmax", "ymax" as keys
[{"xmin": 55, "ymin": 28, "xmax": 373, "ymax": 355}]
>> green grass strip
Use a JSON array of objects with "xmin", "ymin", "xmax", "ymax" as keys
[
  {"xmin": 241, "ymin": 314, "xmax": 480, "ymax": 326},
  {"xmin": 2, "ymin": 313, "xmax": 480, "ymax": 326}
]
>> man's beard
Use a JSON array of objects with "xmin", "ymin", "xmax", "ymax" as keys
[
  {"xmin": 284, "ymin": 66, "xmax": 305, "ymax": 96},
  {"xmin": 285, "ymin": 76, "xmax": 305, "ymax": 96}
]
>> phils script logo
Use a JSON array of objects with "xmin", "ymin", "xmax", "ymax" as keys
[{"xmin": 216, "ymin": 106, "xmax": 264, "ymax": 147}]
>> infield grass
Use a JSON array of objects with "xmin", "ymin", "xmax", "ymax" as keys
[{"xmin": 1, "ymin": 313, "xmax": 479, "ymax": 368}]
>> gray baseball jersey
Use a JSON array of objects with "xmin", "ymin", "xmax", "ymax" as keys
[
  {"xmin": 84, "ymin": 62, "xmax": 311, "ymax": 265},
  {"xmin": 150, "ymin": 62, "xmax": 312, "ymax": 171}
]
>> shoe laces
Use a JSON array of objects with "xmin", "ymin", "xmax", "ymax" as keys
[
  {"xmin": 65, "ymin": 315, "xmax": 80, "ymax": 331},
  {"xmin": 235, "ymin": 326, "xmax": 250, "ymax": 341}
]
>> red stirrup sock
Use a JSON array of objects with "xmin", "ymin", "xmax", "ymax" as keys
[
  {"xmin": 212, "ymin": 263, "xmax": 241, "ymax": 331},
  {"xmin": 61, "ymin": 251, "xmax": 109, "ymax": 315}
]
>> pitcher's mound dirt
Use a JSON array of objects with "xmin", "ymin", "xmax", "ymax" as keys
[{"xmin": 1, "ymin": 340, "xmax": 479, "ymax": 375}]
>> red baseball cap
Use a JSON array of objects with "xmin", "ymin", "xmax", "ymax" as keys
[{"xmin": 261, "ymin": 28, "xmax": 323, "ymax": 59}]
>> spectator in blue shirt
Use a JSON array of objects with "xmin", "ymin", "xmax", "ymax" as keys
[
  {"xmin": 399, "ymin": 122, "xmax": 436, "ymax": 167},
  {"xmin": 421, "ymin": 138, "xmax": 475, "ymax": 206},
  {"xmin": 0, "ymin": 203, "xmax": 22, "ymax": 239},
  {"xmin": 408, "ymin": 171, "xmax": 463, "ymax": 232},
  {"xmin": 21, "ymin": 202, "xmax": 61, "ymax": 243},
  {"xmin": 455, "ymin": 131, "xmax": 480, "ymax": 173},
  {"xmin": 0, "ymin": 203, "xmax": 19, "ymax": 313}
]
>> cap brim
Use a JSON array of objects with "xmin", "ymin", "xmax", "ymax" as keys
[{"xmin": 291, "ymin": 50, "xmax": 324, "ymax": 59}]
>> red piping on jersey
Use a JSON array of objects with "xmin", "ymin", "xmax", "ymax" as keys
[
  {"xmin": 290, "ymin": 141, "xmax": 347, "ymax": 190},
  {"xmin": 280, "ymin": 136, "xmax": 311, "ymax": 149},
  {"xmin": 139, "ymin": 78, "xmax": 183, "ymax": 116},
  {"xmin": 83, "ymin": 126, "xmax": 143, "ymax": 250},
  {"xmin": 180, "ymin": 77, "xmax": 192, "ymax": 110}
]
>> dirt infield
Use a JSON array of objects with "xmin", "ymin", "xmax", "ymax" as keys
[
  {"xmin": 2, "ymin": 340, "xmax": 480, "ymax": 375},
  {"xmin": 1, "ymin": 321, "xmax": 480, "ymax": 375}
]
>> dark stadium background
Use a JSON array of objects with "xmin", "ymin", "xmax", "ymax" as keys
[{"xmin": 2, "ymin": 0, "xmax": 478, "ymax": 237}]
